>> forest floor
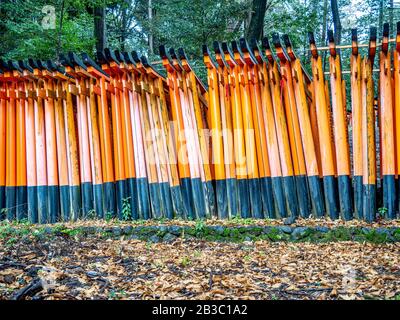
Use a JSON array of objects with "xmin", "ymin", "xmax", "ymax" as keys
[{"xmin": 0, "ymin": 218, "xmax": 400, "ymax": 300}]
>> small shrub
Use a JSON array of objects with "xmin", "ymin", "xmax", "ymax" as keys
[
  {"xmin": 122, "ymin": 197, "xmax": 132, "ymax": 221},
  {"xmin": 180, "ymin": 256, "xmax": 191, "ymax": 267},
  {"xmin": 377, "ymin": 207, "xmax": 388, "ymax": 218},
  {"xmin": 105, "ymin": 211, "xmax": 113, "ymax": 222},
  {"xmin": 195, "ymin": 219, "xmax": 205, "ymax": 236},
  {"xmin": 87, "ymin": 209, "xmax": 96, "ymax": 220}
]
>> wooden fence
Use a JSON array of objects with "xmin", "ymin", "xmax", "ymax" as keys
[{"xmin": 0, "ymin": 23, "xmax": 399, "ymax": 223}]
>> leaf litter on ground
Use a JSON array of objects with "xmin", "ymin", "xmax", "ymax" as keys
[{"xmin": 0, "ymin": 221, "xmax": 399, "ymax": 300}]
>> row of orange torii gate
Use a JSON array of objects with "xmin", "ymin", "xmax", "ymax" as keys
[{"xmin": 0, "ymin": 22, "xmax": 400, "ymax": 223}]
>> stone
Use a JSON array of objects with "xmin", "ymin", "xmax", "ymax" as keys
[
  {"xmin": 122, "ymin": 225, "xmax": 133, "ymax": 235},
  {"xmin": 104, "ymin": 227, "xmax": 114, "ymax": 233},
  {"xmin": 163, "ymin": 233, "xmax": 177, "ymax": 242},
  {"xmin": 375, "ymin": 228, "xmax": 392, "ymax": 240},
  {"xmin": 315, "ymin": 226, "xmax": 329, "ymax": 233},
  {"xmin": 129, "ymin": 234, "xmax": 140, "ymax": 240},
  {"xmin": 95, "ymin": 227, "xmax": 104, "ymax": 233},
  {"xmin": 214, "ymin": 226, "xmax": 225, "ymax": 235},
  {"xmin": 43, "ymin": 227, "xmax": 53, "ymax": 234},
  {"xmin": 262, "ymin": 226, "xmax": 273, "ymax": 234},
  {"xmin": 149, "ymin": 235, "xmax": 160, "ymax": 243},
  {"xmin": 278, "ymin": 226, "xmax": 293, "ymax": 234},
  {"xmin": 159, "ymin": 226, "xmax": 168, "ymax": 233},
  {"xmin": 86, "ymin": 271, "xmax": 100, "ymax": 278},
  {"xmin": 168, "ymin": 226, "xmax": 182, "ymax": 236},
  {"xmin": 376, "ymin": 228, "xmax": 390, "ymax": 235},
  {"xmin": 112, "ymin": 227, "xmax": 122, "ymax": 236},
  {"xmin": 292, "ymin": 227, "xmax": 309, "ymax": 240},
  {"xmin": 87, "ymin": 226, "xmax": 98, "ymax": 234}
]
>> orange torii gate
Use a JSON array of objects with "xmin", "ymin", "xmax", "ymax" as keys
[{"xmin": 1, "ymin": 23, "xmax": 400, "ymax": 223}]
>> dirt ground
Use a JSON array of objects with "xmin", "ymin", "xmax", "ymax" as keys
[{"xmin": 1, "ymin": 226, "xmax": 399, "ymax": 300}]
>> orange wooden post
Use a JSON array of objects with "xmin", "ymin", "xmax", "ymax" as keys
[
  {"xmin": 221, "ymin": 42, "xmax": 251, "ymax": 218},
  {"xmin": 47, "ymin": 61, "xmax": 73, "ymax": 221},
  {"xmin": 178, "ymin": 48, "xmax": 215, "ymax": 218},
  {"xmin": 263, "ymin": 38, "xmax": 298, "ymax": 218},
  {"xmin": 395, "ymin": 22, "xmax": 400, "ymax": 216},
  {"xmin": 160, "ymin": 46, "xmax": 193, "ymax": 218},
  {"xmin": 213, "ymin": 42, "xmax": 239, "ymax": 218},
  {"xmin": 273, "ymin": 34, "xmax": 310, "ymax": 218},
  {"xmin": 68, "ymin": 53, "xmax": 96, "ymax": 218},
  {"xmin": 327, "ymin": 30, "xmax": 352, "ymax": 220},
  {"xmin": 350, "ymin": 29, "xmax": 363, "ymax": 219},
  {"xmin": 114, "ymin": 51, "xmax": 152, "ymax": 219},
  {"xmin": 81, "ymin": 54, "xmax": 113, "ymax": 218},
  {"xmin": 0, "ymin": 71, "xmax": 7, "ymax": 217},
  {"xmin": 308, "ymin": 81, "xmax": 323, "ymax": 178},
  {"xmin": 0, "ymin": 62, "xmax": 17, "ymax": 220},
  {"xmin": 362, "ymin": 27, "xmax": 377, "ymax": 222},
  {"xmin": 15, "ymin": 62, "xmax": 37, "ymax": 222},
  {"xmin": 59, "ymin": 54, "xmax": 84, "ymax": 220},
  {"xmin": 249, "ymin": 39, "xmax": 287, "ymax": 218},
  {"xmin": 139, "ymin": 55, "xmax": 174, "ymax": 218},
  {"xmin": 133, "ymin": 54, "xmax": 164, "ymax": 219},
  {"xmin": 17, "ymin": 61, "xmax": 40, "ymax": 222},
  {"xmin": 308, "ymin": 32, "xmax": 339, "ymax": 219},
  {"xmin": 98, "ymin": 49, "xmax": 130, "ymax": 218},
  {"xmin": 170, "ymin": 48, "xmax": 208, "ymax": 219},
  {"xmin": 240, "ymin": 38, "xmax": 275, "ymax": 218},
  {"xmin": 282, "ymin": 34, "xmax": 325, "ymax": 217},
  {"xmin": 25, "ymin": 73, "xmax": 38, "ymax": 223},
  {"xmin": 2, "ymin": 62, "xmax": 28, "ymax": 221},
  {"xmin": 91, "ymin": 53, "xmax": 117, "ymax": 217},
  {"xmin": 108, "ymin": 51, "xmax": 142, "ymax": 219},
  {"xmin": 231, "ymin": 40, "xmax": 263, "ymax": 218},
  {"xmin": 122, "ymin": 52, "xmax": 152, "ymax": 219},
  {"xmin": 379, "ymin": 23, "xmax": 396, "ymax": 219},
  {"xmin": 15, "ymin": 77, "xmax": 27, "ymax": 220},
  {"xmin": 36, "ymin": 61, "xmax": 60, "ymax": 223},
  {"xmin": 203, "ymin": 45, "xmax": 228, "ymax": 219},
  {"xmin": 157, "ymin": 74, "xmax": 188, "ymax": 218},
  {"xmin": 28, "ymin": 60, "xmax": 49, "ymax": 223}
]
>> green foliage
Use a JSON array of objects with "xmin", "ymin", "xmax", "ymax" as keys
[
  {"xmin": 230, "ymin": 216, "xmax": 259, "ymax": 225},
  {"xmin": 122, "ymin": 197, "xmax": 132, "ymax": 221},
  {"xmin": 87, "ymin": 209, "xmax": 97, "ymax": 220},
  {"xmin": 0, "ymin": 0, "xmax": 97, "ymax": 60},
  {"xmin": 105, "ymin": 211, "xmax": 114, "ymax": 221},
  {"xmin": 1, "ymin": 0, "xmax": 395, "ymax": 88},
  {"xmin": 194, "ymin": 219, "xmax": 206, "ymax": 235},
  {"xmin": 0, "ymin": 208, "xmax": 8, "ymax": 218},
  {"xmin": 180, "ymin": 255, "xmax": 191, "ymax": 267},
  {"xmin": 378, "ymin": 207, "xmax": 388, "ymax": 218}
]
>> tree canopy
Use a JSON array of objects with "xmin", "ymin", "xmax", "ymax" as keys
[{"xmin": 1, "ymin": 0, "xmax": 399, "ymax": 76}]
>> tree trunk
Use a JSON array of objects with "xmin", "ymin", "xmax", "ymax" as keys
[
  {"xmin": 378, "ymin": 0, "xmax": 384, "ymax": 36},
  {"xmin": 94, "ymin": 5, "xmax": 106, "ymax": 53},
  {"xmin": 389, "ymin": 0, "xmax": 394, "ymax": 33},
  {"xmin": 330, "ymin": 0, "xmax": 342, "ymax": 44},
  {"xmin": 121, "ymin": 6, "xmax": 127, "ymax": 51},
  {"xmin": 245, "ymin": 0, "xmax": 267, "ymax": 41},
  {"xmin": 321, "ymin": 0, "xmax": 328, "ymax": 43},
  {"xmin": 56, "ymin": 0, "xmax": 65, "ymax": 56},
  {"xmin": 148, "ymin": 0, "xmax": 154, "ymax": 54}
]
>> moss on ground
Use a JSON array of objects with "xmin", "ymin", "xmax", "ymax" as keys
[{"xmin": 0, "ymin": 219, "xmax": 399, "ymax": 244}]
